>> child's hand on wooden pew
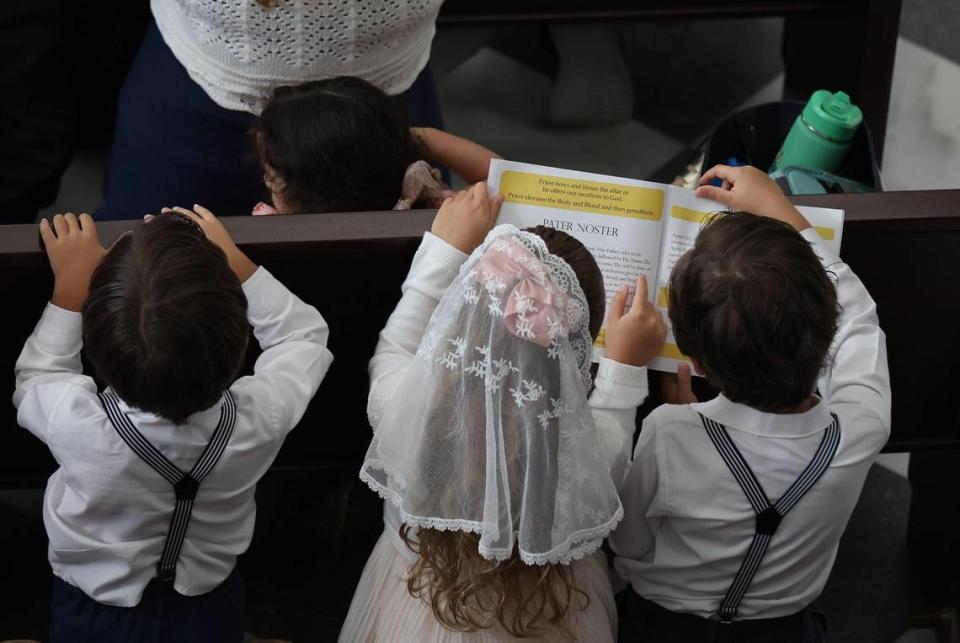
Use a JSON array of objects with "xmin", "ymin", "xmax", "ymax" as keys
[
  {"xmin": 696, "ymin": 164, "xmax": 811, "ymax": 232},
  {"xmin": 40, "ymin": 213, "xmax": 106, "ymax": 312},
  {"xmin": 430, "ymin": 181, "xmax": 504, "ymax": 254},
  {"xmin": 163, "ymin": 205, "xmax": 259, "ymax": 283},
  {"xmin": 603, "ymin": 275, "xmax": 667, "ymax": 367}
]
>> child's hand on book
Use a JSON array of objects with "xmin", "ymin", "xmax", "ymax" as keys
[
  {"xmin": 431, "ymin": 182, "xmax": 504, "ymax": 254},
  {"xmin": 604, "ymin": 275, "xmax": 666, "ymax": 367},
  {"xmin": 696, "ymin": 165, "xmax": 810, "ymax": 232},
  {"xmin": 40, "ymin": 213, "xmax": 106, "ymax": 312},
  {"xmin": 165, "ymin": 205, "xmax": 258, "ymax": 283}
]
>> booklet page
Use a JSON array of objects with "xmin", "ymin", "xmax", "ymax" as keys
[
  {"xmin": 488, "ymin": 159, "xmax": 845, "ymax": 372},
  {"xmin": 489, "ymin": 159, "xmax": 668, "ymax": 360}
]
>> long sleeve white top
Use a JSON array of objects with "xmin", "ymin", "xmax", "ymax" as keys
[
  {"xmin": 151, "ymin": 0, "xmax": 445, "ymax": 113},
  {"xmin": 13, "ymin": 267, "xmax": 333, "ymax": 607},
  {"xmin": 366, "ymin": 232, "xmax": 649, "ymax": 560},
  {"xmin": 610, "ymin": 228, "xmax": 891, "ymax": 619}
]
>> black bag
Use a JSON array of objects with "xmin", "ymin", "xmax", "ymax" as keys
[{"xmin": 701, "ymin": 101, "xmax": 883, "ymax": 193}]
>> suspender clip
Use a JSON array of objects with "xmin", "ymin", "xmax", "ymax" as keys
[
  {"xmin": 756, "ymin": 506, "xmax": 783, "ymax": 536},
  {"xmin": 174, "ymin": 475, "xmax": 200, "ymax": 501}
]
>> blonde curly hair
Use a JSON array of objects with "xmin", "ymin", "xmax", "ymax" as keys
[{"xmin": 400, "ymin": 526, "xmax": 590, "ymax": 638}]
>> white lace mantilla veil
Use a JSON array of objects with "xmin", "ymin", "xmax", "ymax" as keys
[{"xmin": 361, "ymin": 224, "xmax": 623, "ymax": 566}]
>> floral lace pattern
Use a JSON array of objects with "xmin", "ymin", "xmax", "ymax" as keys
[{"xmin": 361, "ymin": 226, "xmax": 622, "ymax": 566}]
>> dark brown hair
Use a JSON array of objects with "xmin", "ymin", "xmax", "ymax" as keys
[
  {"xmin": 82, "ymin": 214, "xmax": 249, "ymax": 423},
  {"xmin": 526, "ymin": 226, "xmax": 605, "ymax": 340},
  {"xmin": 668, "ymin": 211, "xmax": 839, "ymax": 411},
  {"xmin": 253, "ymin": 76, "xmax": 416, "ymax": 214}
]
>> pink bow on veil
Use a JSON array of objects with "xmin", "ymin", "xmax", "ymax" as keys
[{"xmin": 474, "ymin": 238, "xmax": 569, "ymax": 348}]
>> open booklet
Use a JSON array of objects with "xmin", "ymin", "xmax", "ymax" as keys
[{"xmin": 487, "ymin": 159, "xmax": 844, "ymax": 373}]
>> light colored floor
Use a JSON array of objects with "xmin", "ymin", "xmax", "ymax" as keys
[
  {"xmin": 882, "ymin": 37, "xmax": 960, "ymax": 190},
  {"xmin": 439, "ymin": 36, "xmax": 960, "ymax": 192},
  {"xmin": 440, "ymin": 47, "xmax": 685, "ymax": 183}
]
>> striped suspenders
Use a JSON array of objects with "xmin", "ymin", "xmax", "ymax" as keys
[
  {"xmin": 699, "ymin": 412, "xmax": 841, "ymax": 622},
  {"xmin": 99, "ymin": 389, "xmax": 237, "ymax": 581}
]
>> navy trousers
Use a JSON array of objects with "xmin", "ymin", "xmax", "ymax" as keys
[
  {"xmin": 96, "ymin": 19, "xmax": 445, "ymax": 220},
  {"xmin": 617, "ymin": 590, "xmax": 827, "ymax": 643},
  {"xmin": 48, "ymin": 567, "xmax": 244, "ymax": 643}
]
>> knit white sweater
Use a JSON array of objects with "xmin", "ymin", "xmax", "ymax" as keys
[{"xmin": 151, "ymin": 0, "xmax": 444, "ymax": 114}]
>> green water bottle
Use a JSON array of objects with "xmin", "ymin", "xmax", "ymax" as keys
[{"xmin": 770, "ymin": 90, "xmax": 862, "ymax": 174}]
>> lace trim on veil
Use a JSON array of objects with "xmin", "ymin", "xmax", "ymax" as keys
[{"xmin": 360, "ymin": 459, "xmax": 623, "ymax": 566}]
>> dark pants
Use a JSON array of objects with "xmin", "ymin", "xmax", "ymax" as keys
[
  {"xmin": 617, "ymin": 590, "xmax": 827, "ymax": 643},
  {"xmin": 96, "ymin": 18, "xmax": 446, "ymax": 220},
  {"xmin": 49, "ymin": 567, "xmax": 245, "ymax": 643}
]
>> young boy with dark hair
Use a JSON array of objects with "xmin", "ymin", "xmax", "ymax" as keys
[
  {"xmin": 13, "ymin": 207, "xmax": 333, "ymax": 642},
  {"xmin": 612, "ymin": 166, "xmax": 890, "ymax": 642}
]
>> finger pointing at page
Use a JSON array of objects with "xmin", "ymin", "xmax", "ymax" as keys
[
  {"xmin": 632, "ymin": 275, "xmax": 649, "ymax": 312},
  {"xmin": 607, "ymin": 284, "xmax": 628, "ymax": 324}
]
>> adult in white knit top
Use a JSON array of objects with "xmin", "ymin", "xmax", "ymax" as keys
[
  {"xmin": 96, "ymin": 0, "xmax": 446, "ymax": 221},
  {"xmin": 152, "ymin": 0, "xmax": 444, "ymax": 114}
]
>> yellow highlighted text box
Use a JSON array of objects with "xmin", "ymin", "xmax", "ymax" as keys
[
  {"xmin": 657, "ymin": 287, "xmax": 669, "ymax": 308},
  {"xmin": 500, "ymin": 171, "xmax": 664, "ymax": 221},
  {"xmin": 658, "ymin": 343, "xmax": 688, "ymax": 361},
  {"xmin": 595, "ymin": 328, "xmax": 607, "ymax": 348},
  {"xmin": 671, "ymin": 205, "xmax": 837, "ymax": 242},
  {"xmin": 670, "ymin": 205, "xmax": 717, "ymax": 225},
  {"xmin": 813, "ymin": 225, "xmax": 835, "ymax": 241}
]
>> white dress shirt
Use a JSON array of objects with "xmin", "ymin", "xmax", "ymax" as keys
[
  {"xmin": 611, "ymin": 227, "xmax": 891, "ymax": 619},
  {"xmin": 13, "ymin": 267, "xmax": 333, "ymax": 607},
  {"xmin": 365, "ymin": 232, "xmax": 649, "ymax": 560}
]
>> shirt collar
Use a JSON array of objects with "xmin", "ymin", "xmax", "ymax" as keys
[
  {"xmin": 110, "ymin": 389, "xmax": 225, "ymax": 424},
  {"xmin": 691, "ymin": 393, "xmax": 833, "ymax": 438}
]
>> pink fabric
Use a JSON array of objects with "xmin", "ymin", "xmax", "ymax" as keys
[
  {"xmin": 252, "ymin": 201, "xmax": 279, "ymax": 216},
  {"xmin": 393, "ymin": 161, "xmax": 456, "ymax": 210},
  {"xmin": 474, "ymin": 238, "xmax": 569, "ymax": 348}
]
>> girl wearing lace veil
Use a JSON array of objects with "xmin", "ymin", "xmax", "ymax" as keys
[{"xmin": 339, "ymin": 183, "xmax": 666, "ymax": 641}]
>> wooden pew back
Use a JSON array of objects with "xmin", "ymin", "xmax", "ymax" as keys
[{"xmin": 1, "ymin": 192, "xmax": 958, "ymax": 487}]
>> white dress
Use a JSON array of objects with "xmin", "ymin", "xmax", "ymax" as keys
[
  {"xmin": 339, "ymin": 532, "xmax": 617, "ymax": 643},
  {"xmin": 151, "ymin": 0, "xmax": 445, "ymax": 113},
  {"xmin": 338, "ymin": 232, "xmax": 649, "ymax": 642}
]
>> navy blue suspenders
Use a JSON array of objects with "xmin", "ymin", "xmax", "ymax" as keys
[
  {"xmin": 699, "ymin": 412, "xmax": 841, "ymax": 622},
  {"xmin": 99, "ymin": 389, "xmax": 237, "ymax": 581}
]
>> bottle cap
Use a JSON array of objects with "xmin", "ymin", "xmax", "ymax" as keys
[{"xmin": 801, "ymin": 90, "xmax": 863, "ymax": 143}]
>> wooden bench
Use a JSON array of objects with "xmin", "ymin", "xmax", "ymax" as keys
[
  {"xmin": 2, "ymin": 191, "xmax": 957, "ymax": 639},
  {"xmin": 2, "ymin": 189, "xmax": 958, "ymax": 490}
]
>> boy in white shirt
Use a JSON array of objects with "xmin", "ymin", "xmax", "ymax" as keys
[
  {"xmin": 13, "ymin": 207, "xmax": 332, "ymax": 643},
  {"xmin": 612, "ymin": 166, "xmax": 890, "ymax": 642}
]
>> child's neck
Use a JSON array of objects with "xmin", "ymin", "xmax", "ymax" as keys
[
  {"xmin": 725, "ymin": 393, "xmax": 819, "ymax": 414},
  {"xmin": 771, "ymin": 396, "xmax": 819, "ymax": 414}
]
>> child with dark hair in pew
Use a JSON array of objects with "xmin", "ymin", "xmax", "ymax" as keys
[
  {"xmin": 612, "ymin": 166, "xmax": 891, "ymax": 642},
  {"xmin": 12, "ymin": 208, "xmax": 332, "ymax": 642},
  {"xmin": 250, "ymin": 76, "xmax": 500, "ymax": 215}
]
